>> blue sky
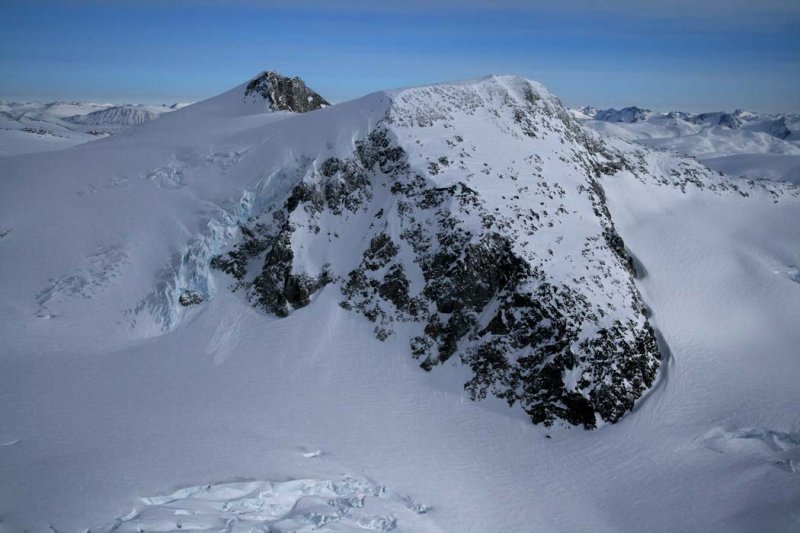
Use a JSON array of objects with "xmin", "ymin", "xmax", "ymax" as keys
[{"xmin": 1, "ymin": 0, "xmax": 798, "ymax": 111}]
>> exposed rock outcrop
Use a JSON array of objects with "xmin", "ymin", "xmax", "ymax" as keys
[
  {"xmin": 245, "ymin": 71, "xmax": 329, "ymax": 113},
  {"xmin": 178, "ymin": 290, "xmax": 204, "ymax": 306}
]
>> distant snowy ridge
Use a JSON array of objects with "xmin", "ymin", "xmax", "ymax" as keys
[
  {"xmin": 0, "ymin": 100, "xmax": 187, "ymax": 156},
  {"xmin": 67, "ymin": 105, "xmax": 168, "ymax": 126},
  {"xmin": 572, "ymin": 105, "xmax": 799, "ymax": 140},
  {"xmin": 572, "ymin": 105, "xmax": 800, "ymax": 183},
  {"xmin": 586, "ymin": 106, "xmax": 652, "ymax": 123}
]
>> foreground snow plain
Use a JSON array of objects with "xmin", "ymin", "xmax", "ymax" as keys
[{"xmin": 1, "ymin": 75, "xmax": 799, "ymax": 532}]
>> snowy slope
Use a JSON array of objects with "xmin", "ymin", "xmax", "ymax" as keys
[
  {"xmin": 574, "ymin": 107, "xmax": 800, "ymax": 184},
  {"xmin": 1, "ymin": 73, "xmax": 799, "ymax": 533}
]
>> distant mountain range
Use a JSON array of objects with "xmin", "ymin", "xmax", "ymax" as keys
[
  {"xmin": 570, "ymin": 106, "xmax": 800, "ymax": 183},
  {"xmin": 0, "ymin": 100, "xmax": 189, "ymax": 156},
  {"xmin": 572, "ymin": 105, "xmax": 797, "ymax": 138}
]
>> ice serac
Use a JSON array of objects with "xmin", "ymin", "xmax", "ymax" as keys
[
  {"xmin": 210, "ymin": 75, "xmax": 662, "ymax": 428},
  {"xmin": 244, "ymin": 70, "xmax": 330, "ymax": 112}
]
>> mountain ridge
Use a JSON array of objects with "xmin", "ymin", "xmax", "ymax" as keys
[{"xmin": 572, "ymin": 104, "xmax": 800, "ymax": 183}]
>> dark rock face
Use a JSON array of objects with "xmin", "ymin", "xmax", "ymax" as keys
[
  {"xmin": 245, "ymin": 71, "xmax": 330, "ymax": 113},
  {"xmin": 207, "ymin": 134, "xmax": 386, "ymax": 317},
  {"xmin": 178, "ymin": 290, "xmax": 204, "ymax": 306},
  {"xmin": 690, "ymin": 112, "xmax": 742, "ymax": 129},
  {"xmin": 249, "ymin": 225, "xmax": 331, "ymax": 317},
  {"xmin": 333, "ymin": 127, "xmax": 657, "ymax": 429},
  {"xmin": 594, "ymin": 106, "xmax": 650, "ymax": 123},
  {"xmin": 765, "ymin": 117, "xmax": 791, "ymax": 140}
]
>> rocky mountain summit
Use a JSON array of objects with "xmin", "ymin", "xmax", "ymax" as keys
[
  {"xmin": 244, "ymin": 70, "xmax": 330, "ymax": 112},
  {"xmin": 203, "ymin": 75, "xmax": 796, "ymax": 429},
  {"xmin": 209, "ymin": 75, "xmax": 668, "ymax": 428}
]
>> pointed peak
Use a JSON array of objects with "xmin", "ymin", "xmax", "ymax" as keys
[{"xmin": 244, "ymin": 71, "xmax": 330, "ymax": 113}]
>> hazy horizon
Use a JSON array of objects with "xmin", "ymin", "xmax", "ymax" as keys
[{"xmin": 1, "ymin": 0, "xmax": 799, "ymax": 113}]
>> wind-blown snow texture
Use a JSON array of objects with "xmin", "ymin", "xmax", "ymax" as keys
[{"xmin": 1, "ymin": 72, "xmax": 799, "ymax": 533}]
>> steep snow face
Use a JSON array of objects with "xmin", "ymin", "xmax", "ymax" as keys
[{"xmin": 0, "ymin": 78, "xmax": 385, "ymax": 348}]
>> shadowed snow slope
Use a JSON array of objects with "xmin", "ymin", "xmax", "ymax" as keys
[{"xmin": 0, "ymin": 74, "xmax": 799, "ymax": 532}]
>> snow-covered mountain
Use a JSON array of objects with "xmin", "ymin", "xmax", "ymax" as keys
[
  {"xmin": 573, "ymin": 106, "xmax": 800, "ymax": 183},
  {"xmin": 577, "ymin": 106, "xmax": 653, "ymax": 123},
  {"xmin": 0, "ymin": 99, "xmax": 187, "ymax": 156},
  {"xmin": 1, "ymin": 72, "xmax": 798, "ymax": 532},
  {"xmin": 66, "ymin": 105, "xmax": 166, "ymax": 126}
]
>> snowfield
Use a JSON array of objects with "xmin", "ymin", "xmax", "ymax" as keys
[{"xmin": 0, "ymin": 73, "xmax": 799, "ymax": 533}]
